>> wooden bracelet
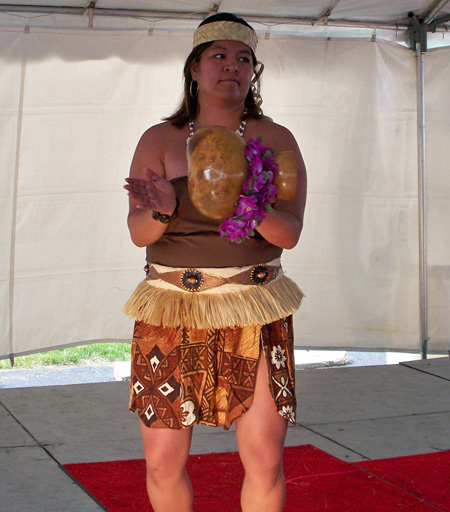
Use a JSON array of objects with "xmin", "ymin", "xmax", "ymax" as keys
[{"xmin": 151, "ymin": 198, "xmax": 180, "ymax": 224}]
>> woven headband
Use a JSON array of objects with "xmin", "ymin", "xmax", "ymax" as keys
[{"xmin": 193, "ymin": 20, "xmax": 258, "ymax": 53}]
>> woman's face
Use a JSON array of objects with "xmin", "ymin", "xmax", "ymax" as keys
[{"xmin": 190, "ymin": 40, "xmax": 254, "ymax": 104}]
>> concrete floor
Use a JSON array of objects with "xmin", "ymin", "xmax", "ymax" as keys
[{"xmin": 1, "ymin": 357, "xmax": 449, "ymax": 512}]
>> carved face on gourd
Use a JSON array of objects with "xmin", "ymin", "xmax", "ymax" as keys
[{"xmin": 187, "ymin": 127, "xmax": 247, "ymax": 220}]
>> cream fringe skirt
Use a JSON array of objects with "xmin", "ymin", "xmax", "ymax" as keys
[{"xmin": 123, "ymin": 258, "xmax": 304, "ymax": 329}]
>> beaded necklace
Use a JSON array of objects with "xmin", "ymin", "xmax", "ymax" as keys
[{"xmin": 186, "ymin": 110, "xmax": 247, "ymax": 144}]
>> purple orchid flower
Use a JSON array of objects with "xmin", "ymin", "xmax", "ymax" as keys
[
  {"xmin": 235, "ymin": 194, "xmax": 259, "ymax": 217},
  {"xmin": 220, "ymin": 137, "xmax": 280, "ymax": 243}
]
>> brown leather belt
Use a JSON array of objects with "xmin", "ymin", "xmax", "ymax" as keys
[{"xmin": 144, "ymin": 263, "xmax": 281, "ymax": 292}]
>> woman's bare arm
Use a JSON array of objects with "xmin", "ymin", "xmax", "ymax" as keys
[
  {"xmin": 125, "ymin": 125, "xmax": 177, "ymax": 248},
  {"xmin": 256, "ymin": 125, "xmax": 307, "ymax": 249}
]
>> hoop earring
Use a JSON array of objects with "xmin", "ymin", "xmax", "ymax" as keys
[{"xmin": 190, "ymin": 80, "xmax": 198, "ymax": 98}]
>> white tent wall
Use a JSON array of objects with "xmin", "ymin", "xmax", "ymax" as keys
[
  {"xmin": 260, "ymin": 37, "xmax": 420, "ymax": 351},
  {"xmin": 425, "ymin": 47, "xmax": 450, "ymax": 353},
  {"xmin": 1, "ymin": 30, "xmax": 193, "ymax": 358},
  {"xmin": 0, "ymin": 27, "xmax": 447, "ymax": 358}
]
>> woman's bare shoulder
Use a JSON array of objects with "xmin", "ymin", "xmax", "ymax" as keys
[
  {"xmin": 138, "ymin": 121, "xmax": 184, "ymax": 146},
  {"xmin": 250, "ymin": 116, "xmax": 298, "ymax": 152},
  {"xmin": 132, "ymin": 121, "xmax": 189, "ymax": 180},
  {"xmin": 130, "ymin": 122, "xmax": 182, "ymax": 178}
]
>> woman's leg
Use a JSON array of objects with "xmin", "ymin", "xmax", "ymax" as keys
[
  {"xmin": 140, "ymin": 422, "xmax": 193, "ymax": 512},
  {"xmin": 235, "ymin": 352, "xmax": 288, "ymax": 512}
]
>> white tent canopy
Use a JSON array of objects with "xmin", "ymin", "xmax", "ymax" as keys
[
  {"xmin": 0, "ymin": 1, "xmax": 449, "ymax": 30},
  {"xmin": 0, "ymin": 1, "xmax": 449, "ymax": 43},
  {"xmin": 1, "ymin": 1, "xmax": 450, "ymax": 360}
]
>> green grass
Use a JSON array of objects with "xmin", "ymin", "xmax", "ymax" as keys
[{"xmin": 0, "ymin": 343, "xmax": 131, "ymax": 369}]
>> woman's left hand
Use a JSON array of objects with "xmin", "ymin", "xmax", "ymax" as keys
[{"xmin": 124, "ymin": 167, "xmax": 177, "ymax": 213}]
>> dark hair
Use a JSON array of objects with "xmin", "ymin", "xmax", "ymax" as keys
[
  {"xmin": 164, "ymin": 12, "xmax": 263, "ymax": 127},
  {"xmin": 199, "ymin": 12, "xmax": 254, "ymax": 30}
]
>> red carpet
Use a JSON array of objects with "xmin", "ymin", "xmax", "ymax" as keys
[
  {"xmin": 356, "ymin": 450, "xmax": 450, "ymax": 511},
  {"xmin": 64, "ymin": 445, "xmax": 449, "ymax": 511}
]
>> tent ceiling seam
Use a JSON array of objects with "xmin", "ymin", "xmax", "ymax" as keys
[{"xmin": 313, "ymin": 0, "xmax": 342, "ymax": 27}]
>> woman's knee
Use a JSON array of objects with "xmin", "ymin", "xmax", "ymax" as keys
[
  {"xmin": 140, "ymin": 424, "xmax": 192, "ymax": 484},
  {"xmin": 240, "ymin": 441, "xmax": 284, "ymax": 482},
  {"xmin": 145, "ymin": 444, "xmax": 188, "ymax": 483}
]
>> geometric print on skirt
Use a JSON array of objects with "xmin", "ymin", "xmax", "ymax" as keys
[{"xmin": 129, "ymin": 316, "xmax": 296, "ymax": 430}]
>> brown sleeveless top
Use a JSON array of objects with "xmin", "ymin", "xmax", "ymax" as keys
[{"xmin": 146, "ymin": 177, "xmax": 283, "ymax": 268}]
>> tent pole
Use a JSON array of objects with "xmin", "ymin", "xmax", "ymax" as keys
[
  {"xmin": 416, "ymin": 42, "xmax": 429, "ymax": 359},
  {"xmin": 8, "ymin": 40, "xmax": 28, "ymax": 364}
]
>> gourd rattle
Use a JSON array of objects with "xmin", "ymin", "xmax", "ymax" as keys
[{"xmin": 187, "ymin": 126, "xmax": 297, "ymax": 220}]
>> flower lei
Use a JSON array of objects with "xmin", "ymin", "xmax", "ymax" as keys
[{"xmin": 220, "ymin": 136, "xmax": 278, "ymax": 243}]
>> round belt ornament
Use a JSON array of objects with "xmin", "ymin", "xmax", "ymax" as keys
[
  {"xmin": 181, "ymin": 269, "xmax": 203, "ymax": 292},
  {"xmin": 250, "ymin": 264, "xmax": 269, "ymax": 285}
]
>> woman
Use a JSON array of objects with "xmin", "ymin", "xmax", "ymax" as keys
[{"xmin": 124, "ymin": 12, "xmax": 307, "ymax": 512}]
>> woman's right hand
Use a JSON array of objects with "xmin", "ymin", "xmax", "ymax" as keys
[{"xmin": 124, "ymin": 167, "xmax": 177, "ymax": 214}]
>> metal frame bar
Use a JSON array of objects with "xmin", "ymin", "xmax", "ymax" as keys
[
  {"xmin": 0, "ymin": 5, "xmax": 448, "ymax": 37},
  {"xmin": 415, "ymin": 43, "xmax": 429, "ymax": 359},
  {"xmin": 0, "ymin": 4, "xmax": 439, "ymax": 31},
  {"xmin": 423, "ymin": 0, "xmax": 450, "ymax": 24},
  {"xmin": 412, "ymin": 0, "xmax": 449, "ymax": 358}
]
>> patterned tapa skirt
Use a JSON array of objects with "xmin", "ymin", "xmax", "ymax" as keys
[{"xmin": 124, "ymin": 259, "xmax": 303, "ymax": 430}]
